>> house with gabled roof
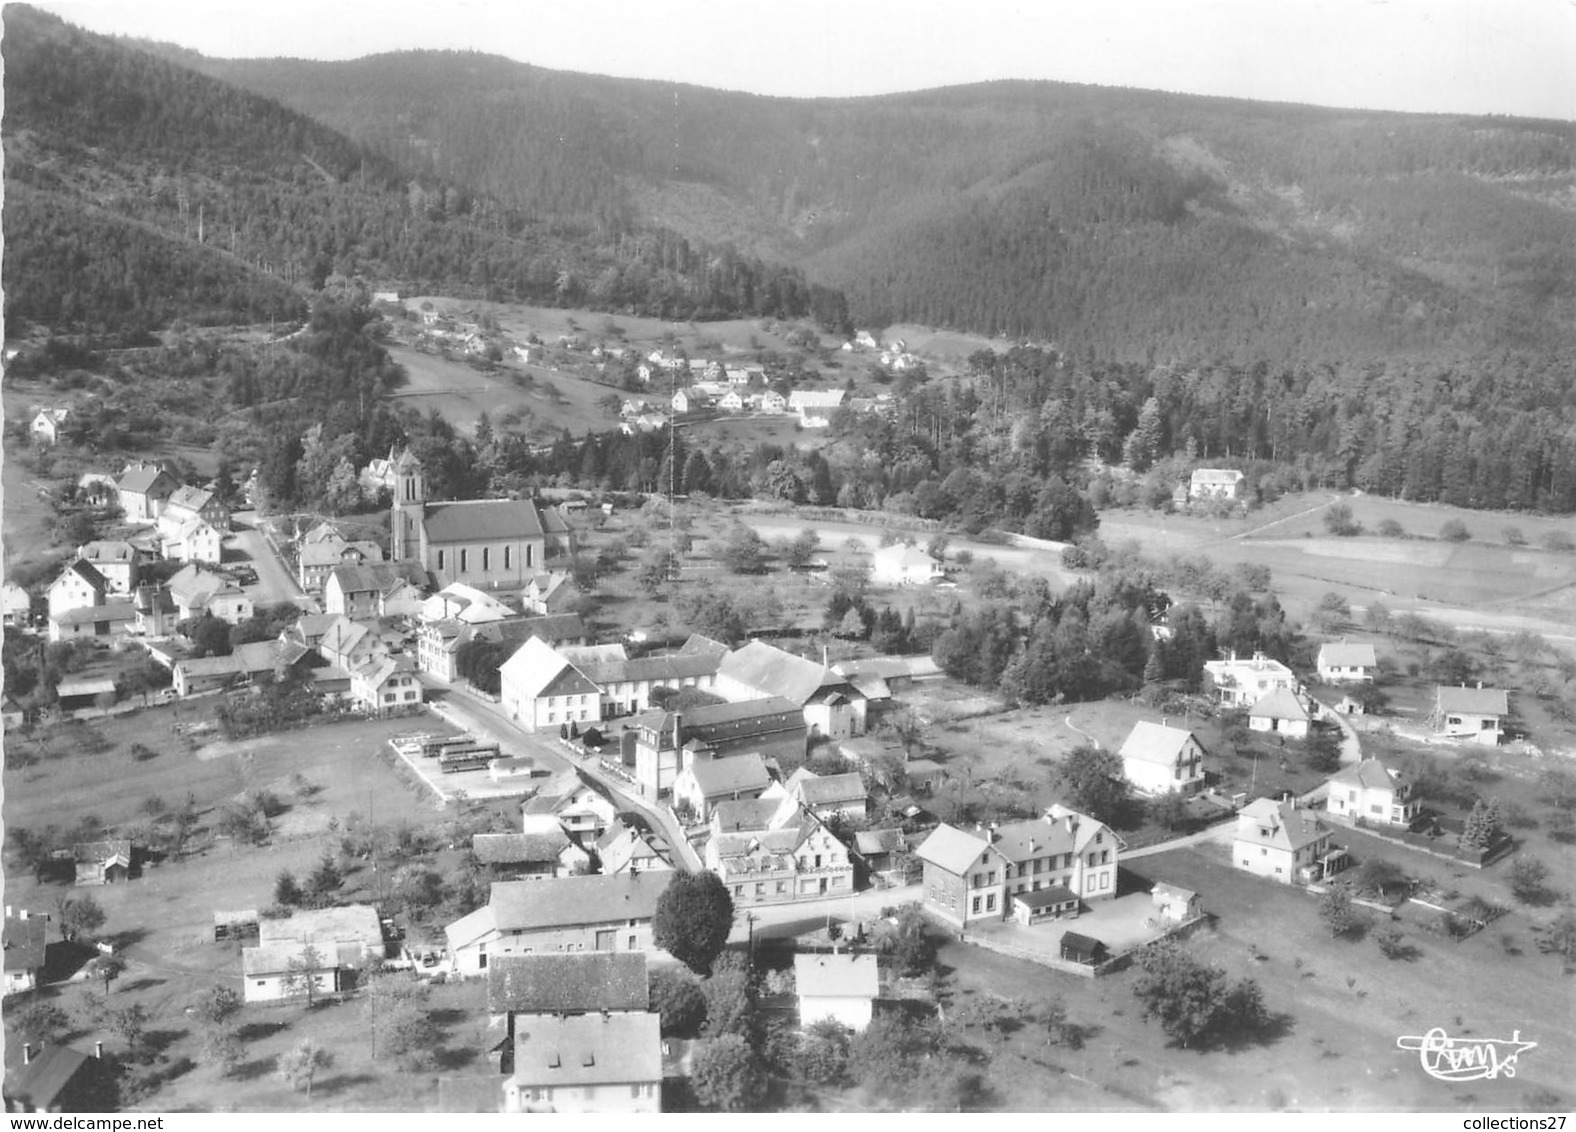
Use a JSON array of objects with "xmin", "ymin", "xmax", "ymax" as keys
[
  {"xmin": 522, "ymin": 571, "xmax": 581, "ymax": 617},
  {"xmin": 72, "ymin": 840, "xmax": 133, "ymax": 886},
  {"xmin": 114, "ymin": 462, "xmax": 180, "ymax": 523},
  {"xmin": 1233, "ymin": 797, "xmax": 1345, "ymax": 885},
  {"xmin": 444, "ymin": 872, "xmax": 675, "ymax": 976},
  {"xmin": 1326, "ymin": 758, "xmax": 1420, "ymax": 827},
  {"xmin": 76, "ymin": 541, "xmax": 141, "ymax": 595},
  {"xmin": 1189, "ymin": 468, "xmax": 1245, "ymax": 500},
  {"xmin": 852, "ymin": 827, "xmax": 914, "ymax": 887},
  {"xmin": 422, "ymin": 582, "xmax": 516, "ymax": 626},
  {"xmin": 706, "ymin": 793, "xmax": 854, "ymax": 907},
  {"xmin": 917, "ymin": 805, "xmax": 1119, "ymax": 928},
  {"xmin": 350, "ymin": 655, "xmax": 423, "ymax": 717},
  {"xmin": 624, "ymin": 697, "xmax": 807, "ymax": 801},
  {"xmin": 297, "ymin": 530, "xmax": 382, "ymax": 593},
  {"xmin": 161, "ymin": 516, "xmax": 224, "ymax": 565},
  {"xmin": 520, "ymin": 769, "xmax": 618, "ymax": 844},
  {"xmin": 473, "ymin": 831, "xmax": 590, "ymax": 879},
  {"xmin": 4, "ymin": 909, "xmax": 51, "ymax": 996},
  {"xmin": 47, "ymin": 559, "xmax": 107, "ymax": 621},
  {"xmin": 796, "ymin": 952, "xmax": 879, "ymax": 1031},
  {"xmin": 673, "ymin": 753, "xmax": 774, "ymax": 821},
  {"xmin": 577, "ymin": 649, "xmax": 723, "ymax": 717},
  {"xmin": 500, "ymin": 638, "xmax": 602, "ymax": 733},
  {"xmin": 3, "ymin": 1043, "xmax": 112, "ymax": 1112},
  {"xmin": 417, "ymin": 612, "xmax": 589, "ymax": 683},
  {"xmin": 1117, "ymin": 721, "xmax": 1206, "ymax": 795},
  {"xmin": 168, "ymin": 563, "xmax": 252, "ymax": 624},
  {"xmin": 596, "ymin": 822, "xmax": 674, "ymax": 876},
  {"xmin": 1317, "ymin": 641, "xmax": 1378, "ymax": 684},
  {"xmin": 317, "ymin": 615, "xmax": 389, "ymax": 673},
  {"xmin": 871, "ymin": 544, "xmax": 944, "ymax": 587},
  {"xmin": 324, "ymin": 561, "xmax": 429, "ymax": 620},
  {"xmin": 716, "ymin": 640, "xmax": 867, "ymax": 739},
  {"xmin": 785, "ymin": 767, "xmax": 868, "ymax": 820},
  {"xmin": 1248, "ymin": 688, "xmax": 1311, "ymax": 738},
  {"xmin": 503, "ymin": 1012, "xmax": 662, "ymax": 1113},
  {"xmin": 2, "ymin": 581, "xmax": 32, "ymax": 628},
  {"xmin": 485, "ymin": 952, "xmax": 650, "ymax": 1073},
  {"xmin": 159, "ymin": 485, "xmax": 230, "ymax": 538},
  {"xmin": 49, "ymin": 601, "xmax": 136, "ymax": 643},
  {"xmin": 1429, "ymin": 685, "xmax": 1509, "ymax": 746},
  {"xmin": 30, "ymin": 407, "xmax": 70, "ymax": 445}
]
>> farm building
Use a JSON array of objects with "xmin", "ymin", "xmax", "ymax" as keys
[{"xmin": 71, "ymin": 840, "xmax": 133, "ymax": 886}]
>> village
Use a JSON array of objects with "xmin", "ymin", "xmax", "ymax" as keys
[{"xmin": 5, "ymin": 405, "xmax": 1573, "ymax": 1114}]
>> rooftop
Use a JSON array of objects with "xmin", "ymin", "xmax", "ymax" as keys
[
  {"xmin": 510, "ymin": 1012, "xmax": 662, "ymax": 1090},
  {"xmin": 486, "ymin": 872, "xmax": 673, "ymax": 933},
  {"xmin": 1118, "ymin": 721, "xmax": 1199, "ymax": 766},
  {"xmin": 794, "ymin": 952, "xmax": 879, "ymax": 999},
  {"xmin": 486, "ymin": 952, "xmax": 649, "ymax": 1015},
  {"xmin": 1435, "ymin": 685, "xmax": 1510, "ymax": 716}
]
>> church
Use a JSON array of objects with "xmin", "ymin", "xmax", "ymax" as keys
[{"xmin": 389, "ymin": 450, "xmax": 574, "ymax": 589}]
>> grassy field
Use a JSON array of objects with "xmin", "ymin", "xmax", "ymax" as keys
[{"xmin": 933, "ymin": 843, "xmax": 1573, "ymax": 1112}]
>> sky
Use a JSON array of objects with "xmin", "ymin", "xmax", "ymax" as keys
[{"xmin": 33, "ymin": 0, "xmax": 1576, "ymax": 120}]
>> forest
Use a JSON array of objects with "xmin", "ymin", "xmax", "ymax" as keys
[
  {"xmin": 183, "ymin": 46, "xmax": 1576, "ymax": 360},
  {"xmin": 2, "ymin": 6, "xmax": 846, "ymax": 341}
]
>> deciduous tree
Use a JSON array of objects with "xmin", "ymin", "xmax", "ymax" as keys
[{"xmin": 652, "ymin": 871, "xmax": 735, "ymax": 975}]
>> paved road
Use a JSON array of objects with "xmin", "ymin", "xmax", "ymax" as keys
[
  {"xmin": 230, "ymin": 511, "xmax": 316, "ymax": 613},
  {"xmin": 1121, "ymin": 818, "xmax": 1236, "ymax": 860},
  {"xmin": 430, "ymin": 690, "xmax": 703, "ymax": 871}
]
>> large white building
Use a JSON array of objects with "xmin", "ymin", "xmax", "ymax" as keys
[
  {"xmin": 1203, "ymin": 651, "xmax": 1297, "ymax": 708},
  {"xmin": 499, "ymin": 638, "xmax": 602, "ymax": 733}
]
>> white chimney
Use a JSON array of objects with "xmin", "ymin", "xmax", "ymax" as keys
[
  {"xmin": 95, "ymin": 1041, "xmax": 104, "ymax": 1060},
  {"xmin": 22, "ymin": 1044, "xmax": 32, "ymax": 1065}
]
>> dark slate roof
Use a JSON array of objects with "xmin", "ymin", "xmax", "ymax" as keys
[
  {"xmin": 475, "ymin": 614, "xmax": 588, "ymax": 647},
  {"xmin": 422, "ymin": 499, "xmax": 549, "ymax": 543},
  {"xmin": 488, "ymin": 872, "xmax": 673, "ymax": 932},
  {"xmin": 3, "ymin": 1045, "xmax": 96, "ymax": 1111},
  {"xmin": 578, "ymin": 652, "xmax": 722, "ymax": 687},
  {"xmin": 486, "ymin": 952, "xmax": 649, "ymax": 1015},
  {"xmin": 56, "ymin": 558, "xmax": 108, "ymax": 590},
  {"xmin": 677, "ymin": 633, "xmax": 731, "ymax": 658},
  {"xmin": 330, "ymin": 561, "xmax": 428, "ymax": 596},
  {"xmin": 116, "ymin": 465, "xmax": 175, "ymax": 494},
  {"xmin": 632, "ymin": 696, "xmax": 804, "ymax": 743},
  {"xmin": 1435, "ymin": 685, "xmax": 1510, "ymax": 715},
  {"xmin": 1015, "ymin": 884, "xmax": 1078, "ymax": 910},
  {"xmin": 472, "ymin": 830, "xmax": 571, "ymax": 865},
  {"xmin": 3, "ymin": 915, "xmax": 49, "ymax": 973}
]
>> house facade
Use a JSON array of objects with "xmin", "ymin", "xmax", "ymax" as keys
[
  {"xmin": 48, "ymin": 560, "xmax": 107, "ymax": 620},
  {"xmin": 1248, "ymin": 688, "xmax": 1311, "ymax": 738},
  {"xmin": 1203, "ymin": 651, "xmax": 1298, "ymax": 708},
  {"xmin": 706, "ymin": 796, "xmax": 855, "ymax": 907},
  {"xmin": 504, "ymin": 1013, "xmax": 662, "ymax": 1114},
  {"xmin": 3, "ymin": 910, "xmax": 50, "ymax": 996},
  {"xmin": 115, "ymin": 463, "xmax": 180, "ymax": 523},
  {"xmin": 1188, "ymin": 468, "xmax": 1245, "ymax": 500},
  {"xmin": 715, "ymin": 640, "xmax": 867, "ymax": 740},
  {"xmin": 623, "ymin": 698, "xmax": 806, "ymax": 801},
  {"xmin": 444, "ymin": 873, "xmax": 674, "ymax": 976},
  {"xmin": 795, "ymin": 952, "xmax": 878, "ymax": 1031},
  {"xmin": 1429, "ymin": 685, "xmax": 1508, "ymax": 745},
  {"xmin": 350, "ymin": 656, "xmax": 423, "ymax": 717},
  {"xmin": 672, "ymin": 753, "xmax": 773, "ymax": 821},
  {"xmin": 76, "ymin": 542, "xmax": 140, "ymax": 595},
  {"xmin": 1326, "ymin": 758, "xmax": 1420, "ymax": 827},
  {"xmin": 871, "ymin": 544, "xmax": 944, "ymax": 587},
  {"xmin": 1316, "ymin": 641, "xmax": 1377, "ymax": 683},
  {"xmin": 1233, "ymin": 798, "xmax": 1345, "ymax": 885},
  {"xmin": 1117, "ymin": 721, "xmax": 1206, "ymax": 795},
  {"xmin": 323, "ymin": 562, "xmax": 429, "ymax": 619},
  {"xmin": 499, "ymin": 638, "xmax": 602, "ymax": 733}
]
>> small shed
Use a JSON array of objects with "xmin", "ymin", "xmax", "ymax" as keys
[
  {"xmin": 1059, "ymin": 931, "xmax": 1108, "ymax": 966},
  {"xmin": 1151, "ymin": 882, "xmax": 1201, "ymax": 924},
  {"xmin": 1012, "ymin": 884, "xmax": 1080, "ymax": 926},
  {"xmin": 794, "ymin": 952, "xmax": 880, "ymax": 1032},
  {"xmin": 72, "ymin": 840, "xmax": 133, "ymax": 886}
]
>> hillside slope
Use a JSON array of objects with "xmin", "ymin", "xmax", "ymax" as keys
[{"xmin": 181, "ymin": 49, "xmax": 1576, "ymax": 359}]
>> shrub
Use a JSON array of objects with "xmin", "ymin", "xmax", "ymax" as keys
[{"xmin": 1439, "ymin": 519, "xmax": 1472, "ymax": 542}]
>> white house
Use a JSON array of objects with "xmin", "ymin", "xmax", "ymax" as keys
[
  {"xmin": 30, "ymin": 408, "xmax": 69, "ymax": 445},
  {"xmin": 162, "ymin": 518, "xmax": 224, "ymax": 565},
  {"xmin": 1429, "ymin": 685, "xmax": 1509, "ymax": 746},
  {"xmin": 1326, "ymin": 758, "xmax": 1420, "ymax": 827},
  {"xmin": 76, "ymin": 541, "xmax": 141, "ymax": 595},
  {"xmin": 1233, "ymin": 798, "xmax": 1344, "ymax": 886},
  {"xmin": 1203, "ymin": 651, "xmax": 1297, "ymax": 708},
  {"xmin": 670, "ymin": 390, "xmax": 691, "ymax": 415},
  {"xmin": 759, "ymin": 390, "xmax": 787, "ymax": 414},
  {"xmin": 719, "ymin": 390, "xmax": 744, "ymax": 413},
  {"xmin": 871, "ymin": 544, "xmax": 944, "ymax": 587},
  {"xmin": 1116, "ymin": 721, "xmax": 1206, "ymax": 795},
  {"xmin": 503, "ymin": 1013, "xmax": 662, "ymax": 1113},
  {"xmin": 672, "ymin": 753, "xmax": 774, "ymax": 821},
  {"xmin": 1189, "ymin": 468, "xmax": 1245, "ymax": 500},
  {"xmin": 785, "ymin": 767, "xmax": 868, "ymax": 820},
  {"xmin": 3, "ymin": 910, "xmax": 50, "ymax": 996},
  {"xmin": 2, "ymin": 582, "xmax": 32, "ymax": 628},
  {"xmin": 1248, "ymin": 688, "xmax": 1311, "ymax": 738},
  {"xmin": 794, "ymin": 952, "xmax": 879, "ymax": 1032},
  {"xmin": 499, "ymin": 638, "xmax": 601, "ymax": 733},
  {"xmin": 1317, "ymin": 641, "xmax": 1377, "ymax": 683},
  {"xmin": 47, "ymin": 560, "xmax": 107, "ymax": 621},
  {"xmin": 242, "ymin": 904, "xmax": 384, "ymax": 1003},
  {"xmin": 350, "ymin": 656, "xmax": 423, "ymax": 717}
]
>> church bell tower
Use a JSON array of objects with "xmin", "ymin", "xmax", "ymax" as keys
[{"xmin": 390, "ymin": 448, "xmax": 425, "ymax": 562}]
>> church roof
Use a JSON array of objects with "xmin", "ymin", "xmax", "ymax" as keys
[{"xmin": 421, "ymin": 499, "xmax": 551, "ymax": 544}]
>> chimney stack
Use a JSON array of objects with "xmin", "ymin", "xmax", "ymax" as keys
[
  {"xmin": 95, "ymin": 1042, "xmax": 104, "ymax": 1060},
  {"xmin": 22, "ymin": 1044, "xmax": 32, "ymax": 1065}
]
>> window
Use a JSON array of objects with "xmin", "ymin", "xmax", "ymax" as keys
[
  {"xmin": 256, "ymin": 980, "xmax": 266, "ymax": 987},
  {"xmin": 504, "ymin": 546, "xmax": 512, "ymax": 570},
  {"xmin": 526, "ymin": 544, "xmax": 534, "ymax": 568},
  {"xmin": 632, "ymin": 1084, "xmax": 642, "ymax": 1098},
  {"xmin": 437, "ymin": 549, "xmax": 446, "ymax": 571},
  {"xmin": 1261, "ymin": 848, "xmax": 1268, "ymax": 856},
  {"xmin": 971, "ymin": 896, "xmax": 981, "ymax": 914},
  {"xmin": 460, "ymin": 549, "xmax": 468, "ymax": 573},
  {"xmin": 1369, "ymin": 804, "xmax": 1383, "ymax": 815},
  {"xmin": 755, "ymin": 883, "xmax": 765, "ymax": 895},
  {"xmin": 814, "ymin": 854, "xmax": 822, "ymax": 868},
  {"xmin": 1033, "ymin": 858, "xmax": 1043, "ymax": 874},
  {"xmin": 985, "ymin": 894, "xmax": 996, "ymax": 912},
  {"xmin": 482, "ymin": 547, "xmax": 490, "ymax": 571},
  {"xmin": 1096, "ymin": 832, "xmax": 1103, "ymax": 843},
  {"xmin": 629, "ymin": 935, "xmax": 637, "ymax": 950},
  {"xmin": 986, "ymin": 871, "xmax": 996, "ymax": 884}
]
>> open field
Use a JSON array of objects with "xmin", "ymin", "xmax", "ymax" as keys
[
  {"xmin": 384, "ymin": 343, "xmax": 615, "ymax": 440},
  {"xmin": 934, "ymin": 842, "xmax": 1574, "ymax": 1112}
]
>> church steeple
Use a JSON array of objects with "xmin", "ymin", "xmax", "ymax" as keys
[{"xmin": 391, "ymin": 448, "xmax": 425, "ymax": 561}]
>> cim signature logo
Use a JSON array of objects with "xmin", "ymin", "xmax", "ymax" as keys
[{"xmin": 1396, "ymin": 1027, "xmax": 1537, "ymax": 1082}]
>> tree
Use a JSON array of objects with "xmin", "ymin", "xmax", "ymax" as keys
[
  {"xmin": 1440, "ymin": 519, "xmax": 1472, "ymax": 542},
  {"xmin": 90, "ymin": 953, "xmax": 126, "ymax": 994},
  {"xmin": 1508, "ymin": 855, "xmax": 1551, "ymax": 902},
  {"xmin": 784, "ymin": 529, "xmax": 820, "ymax": 569},
  {"xmin": 1131, "ymin": 943, "xmax": 1267, "ymax": 1048},
  {"xmin": 1537, "ymin": 910, "xmax": 1576, "ymax": 965},
  {"xmin": 190, "ymin": 984, "xmax": 242, "ymax": 1030},
  {"xmin": 652, "ymin": 871, "xmax": 735, "ymax": 975},
  {"xmin": 1303, "ymin": 725, "xmax": 1343, "ymax": 774},
  {"xmin": 55, "ymin": 894, "xmax": 106, "ymax": 942},
  {"xmin": 281, "ymin": 943, "xmax": 326, "ymax": 1006},
  {"xmin": 798, "ymin": 1018, "xmax": 853, "ymax": 1086},
  {"xmin": 308, "ymin": 851, "xmax": 342, "ymax": 897},
  {"xmin": 1459, "ymin": 799, "xmax": 1500, "ymax": 850},
  {"xmin": 1320, "ymin": 886, "xmax": 1359, "ymax": 937},
  {"xmin": 883, "ymin": 903, "xmax": 936, "ymax": 976},
  {"xmin": 719, "ymin": 524, "xmax": 767, "ymax": 574},
  {"xmin": 11, "ymin": 1001, "xmax": 71, "ymax": 1045},
  {"xmin": 1323, "ymin": 503, "xmax": 1361, "ymax": 537},
  {"xmin": 690, "ymin": 1034, "xmax": 766, "ymax": 1112},
  {"xmin": 699, "ymin": 955, "xmax": 756, "ymax": 1040},
  {"xmin": 276, "ymin": 1038, "xmax": 331, "ymax": 1097},
  {"xmin": 109, "ymin": 1003, "xmax": 148, "ymax": 1056},
  {"xmin": 649, "ymin": 967, "xmax": 707, "ymax": 1038},
  {"xmin": 1053, "ymin": 745, "xmax": 1128, "ymax": 825},
  {"xmin": 365, "ymin": 974, "xmax": 438, "ymax": 1069},
  {"xmin": 1312, "ymin": 591, "xmax": 1351, "ymax": 631},
  {"xmin": 1148, "ymin": 790, "xmax": 1190, "ymax": 832},
  {"xmin": 1355, "ymin": 858, "xmax": 1408, "ymax": 900},
  {"xmin": 274, "ymin": 869, "xmax": 304, "ymax": 907}
]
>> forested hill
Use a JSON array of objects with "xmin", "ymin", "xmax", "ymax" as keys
[
  {"xmin": 2, "ymin": 5, "xmax": 841, "ymax": 340},
  {"xmin": 178, "ymin": 48, "xmax": 1576, "ymax": 360}
]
